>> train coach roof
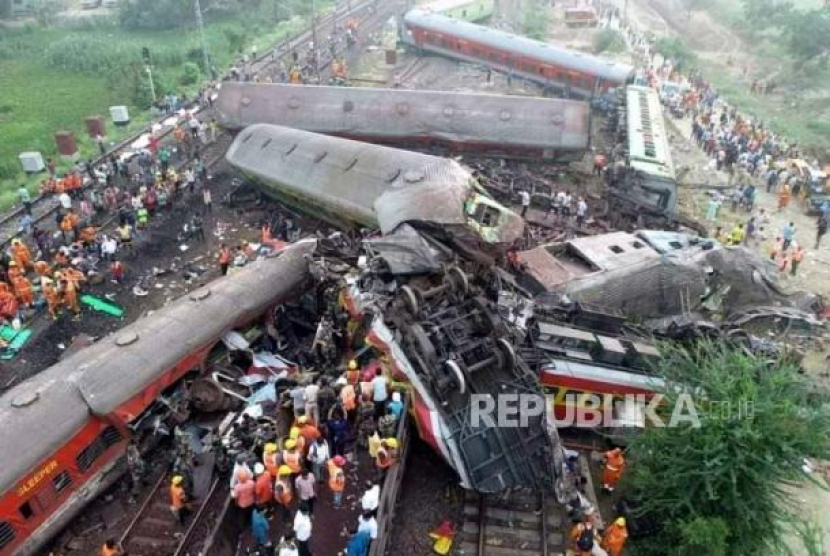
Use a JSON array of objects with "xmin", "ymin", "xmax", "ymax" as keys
[
  {"xmin": 0, "ymin": 243, "xmax": 314, "ymax": 494},
  {"xmin": 215, "ymin": 83, "xmax": 590, "ymax": 152},
  {"xmin": 226, "ymin": 124, "xmax": 475, "ymax": 235},
  {"xmin": 404, "ymin": 9, "xmax": 635, "ymax": 84}
]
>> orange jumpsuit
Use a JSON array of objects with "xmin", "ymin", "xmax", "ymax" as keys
[
  {"xmin": 11, "ymin": 275, "xmax": 34, "ymax": 306},
  {"xmin": 43, "ymin": 282, "xmax": 61, "ymax": 318},
  {"xmin": 0, "ymin": 283, "xmax": 19, "ymax": 319},
  {"xmin": 778, "ymin": 184, "xmax": 791, "ymax": 210},
  {"xmin": 7, "ymin": 265, "xmax": 21, "ymax": 282},
  {"xmin": 63, "ymin": 267, "xmax": 86, "ymax": 291},
  {"xmin": 34, "ymin": 261, "xmax": 51, "ymax": 278},
  {"xmin": 603, "ymin": 448, "xmax": 625, "ymax": 491},
  {"xmin": 569, "ymin": 522, "xmax": 597, "ymax": 556},
  {"xmin": 601, "ymin": 523, "xmax": 629, "ymax": 556},
  {"xmin": 274, "ymin": 476, "xmax": 293, "ymax": 507},
  {"xmin": 12, "ymin": 242, "xmax": 32, "ymax": 270},
  {"xmin": 61, "ymin": 280, "xmax": 80, "ymax": 316}
]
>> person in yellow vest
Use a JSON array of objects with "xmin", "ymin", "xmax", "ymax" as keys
[
  {"xmin": 274, "ymin": 464, "xmax": 294, "ymax": 523},
  {"xmin": 374, "ymin": 438, "xmax": 398, "ymax": 481},
  {"xmin": 283, "ymin": 438, "xmax": 303, "ymax": 475},
  {"xmin": 728, "ymin": 223, "xmax": 745, "ymax": 245},
  {"xmin": 170, "ymin": 475, "xmax": 189, "ymax": 525},
  {"xmin": 327, "ymin": 455, "xmax": 347, "ymax": 508},
  {"xmin": 601, "ymin": 517, "xmax": 629, "ymax": 556},
  {"xmin": 263, "ymin": 442, "xmax": 280, "ymax": 477}
]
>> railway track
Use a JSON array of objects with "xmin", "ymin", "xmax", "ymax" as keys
[
  {"xmin": 0, "ymin": 0, "xmax": 386, "ymax": 249},
  {"xmin": 459, "ymin": 491, "xmax": 566, "ymax": 556},
  {"xmin": 120, "ymin": 472, "xmax": 226, "ymax": 556}
]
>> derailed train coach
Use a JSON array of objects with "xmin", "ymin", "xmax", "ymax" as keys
[
  {"xmin": 402, "ymin": 9, "xmax": 636, "ymax": 99},
  {"xmin": 215, "ymin": 84, "xmax": 591, "ymax": 163},
  {"xmin": 225, "ymin": 124, "xmax": 525, "ymax": 248},
  {"xmin": 0, "ymin": 244, "xmax": 315, "ymax": 556}
]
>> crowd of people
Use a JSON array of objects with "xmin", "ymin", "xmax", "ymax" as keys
[
  {"xmin": 159, "ymin": 351, "xmax": 405, "ymax": 556},
  {"xmin": 3, "ymin": 110, "xmax": 217, "ymax": 329}
]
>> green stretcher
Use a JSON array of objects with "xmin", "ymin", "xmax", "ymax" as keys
[
  {"xmin": 81, "ymin": 294, "xmax": 125, "ymax": 318},
  {"xmin": 0, "ymin": 326, "xmax": 32, "ymax": 360}
]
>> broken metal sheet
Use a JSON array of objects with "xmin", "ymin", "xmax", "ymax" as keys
[
  {"xmin": 252, "ymin": 351, "xmax": 294, "ymax": 370},
  {"xmin": 247, "ymin": 382, "xmax": 277, "ymax": 405},
  {"xmin": 364, "ymin": 224, "xmax": 440, "ymax": 275}
]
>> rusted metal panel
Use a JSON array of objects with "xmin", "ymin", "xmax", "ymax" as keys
[{"xmin": 215, "ymin": 83, "xmax": 590, "ymax": 158}]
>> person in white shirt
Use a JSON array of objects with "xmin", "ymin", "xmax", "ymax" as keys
[
  {"xmin": 307, "ymin": 436, "xmax": 330, "ymax": 483},
  {"xmin": 276, "ymin": 532, "xmax": 299, "ymax": 556},
  {"xmin": 371, "ymin": 369, "xmax": 388, "ymax": 420},
  {"xmin": 519, "ymin": 189, "xmax": 531, "ymax": 218},
  {"xmin": 293, "ymin": 507, "xmax": 313, "ymax": 556},
  {"xmin": 357, "ymin": 512, "xmax": 378, "ymax": 540},
  {"xmin": 576, "ymin": 198, "xmax": 588, "ymax": 228},
  {"xmin": 59, "ymin": 192, "xmax": 72, "ymax": 211},
  {"xmin": 304, "ymin": 382, "xmax": 320, "ymax": 424},
  {"xmin": 361, "ymin": 484, "xmax": 380, "ymax": 516}
]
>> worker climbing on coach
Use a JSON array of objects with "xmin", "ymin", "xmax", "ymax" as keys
[{"xmin": 602, "ymin": 447, "xmax": 626, "ymax": 493}]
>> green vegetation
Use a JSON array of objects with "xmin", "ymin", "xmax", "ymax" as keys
[
  {"xmin": 0, "ymin": 0, "xmax": 322, "ymax": 209},
  {"xmin": 592, "ymin": 29, "xmax": 625, "ymax": 55},
  {"xmin": 653, "ymin": 36, "xmax": 697, "ymax": 72},
  {"xmin": 521, "ymin": 0, "xmax": 549, "ymax": 41},
  {"xmin": 624, "ymin": 342, "xmax": 830, "ymax": 556}
]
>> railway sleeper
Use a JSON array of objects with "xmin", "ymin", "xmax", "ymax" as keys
[{"xmin": 463, "ymin": 504, "xmax": 561, "ymax": 528}]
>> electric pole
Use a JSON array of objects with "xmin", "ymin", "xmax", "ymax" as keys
[
  {"xmin": 311, "ymin": 0, "xmax": 320, "ymax": 81},
  {"xmin": 195, "ymin": 0, "xmax": 211, "ymax": 77}
]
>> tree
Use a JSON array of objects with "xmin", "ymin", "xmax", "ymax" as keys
[
  {"xmin": 781, "ymin": 9, "xmax": 830, "ymax": 65},
  {"xmin": 623, "ymin": 342, "xmax": 830, "ymax": 556},
  {"xmin": 653, "ymin": 37, "xmax": 697, "ymax": 71},
  {"xmin": 741, "ymin": 0, "xmax": 793, "ymax": 28}
]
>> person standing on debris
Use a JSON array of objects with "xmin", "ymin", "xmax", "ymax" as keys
[
  {"xmin": 11, "ymin": 274, "xmax": 34, "ymax": 309},
  {"xmin": 602, "ymin": 447, "xmax": 625, "ymax": 493},
  {"xmin": 728, "ymin": 223, "xmax": 745, "ymax": 246},
  {"xmin": 601, "ymin": 517, "xmax": 629, "ymax": 556},
  {"xmin": 218, "ymin": 244, "xmax": 231, "ymax": 276},
  {"xmin": 100, "ymin": 538, "xmax": 124, "ymax": 556},
  {"xmin": 357, "ymin": 512, "xmax": 378, "ymax": 541},
  {"xmin": 295, "ymin": 468, "xmax": 317, "ymax": 515},
  {"xmin": 328, "ymin": 406, "xmax": 351, "ymax": 456},
  {"xmin": 791, "ymin": 244, "xmax": 805, "ymax": 276},
  {"xmin": 202, "ymin": 188, "xmax": 213, "ymax": 214},
  {"xmin": 11, "ymin": 239, "xmax": 32, "ymax": 271},
  {"xmin": 387, "ymin": 391, "xmax": 404, "ymax": 420},
  {"xmin": 778, "ymin": 182, "xmax": 791, "ymax": 212},
  {"xmin": 254, "ymin": 463, "xmax": 273, "ymax": 511},
  {"xmin": 519, "ymin": 189, "xmax": 531, "ymax": 218},
  {"xmin": 705, "ymin": 194, "xmax": 721, "ymax": 222},
  {"xmin": 308, "ymin": 435, "xmax": 330, "ymax": 482},
  {"xmin": 170, "ymin": 475, "xmax": 190, "ymax": 525},
  {"xmin": 304, "ymin": 382, "xmax": 320, "ymax": 424},
  {"xmin": 327, "ymin": 455, "xmax": 347, "ymax": 508},
  {"xmin": 361, "ymin": 483, "xmax": 380, "ymax": 518},
  {"xmin": 374, "ymin": 438, "xmax": 397, "ymax": 481},
  {"xmin": 575, "ymin": 197, "xmax": 588, "ymax": 228},
  {"xmin": 817, "ymin": 215, "xmax": 828, "ymax": 249},
  {"xmin": 782, "ymin": 222, "xmax": 796, "ymax": 251},
  {"xmin": 289, "ymin": 384, "xmax": 306, "ymax": 420},
  {"xmin": 593, "ymin": 152, "xmax": 607, "ymax": 176},
  {"xmin": 294, "ymin": 507, "xmax": 313, "ymax": 556},
  {"xmin": 42, "ymin": 278, "xmax": 61, "ymax": 320},
  {"xmin": 345, "ymin": 527, "xmax": 371, "ymax": 556},
  {"xmin": 58, "ymin": 274, "xmax": 81, "ymax": 321}
]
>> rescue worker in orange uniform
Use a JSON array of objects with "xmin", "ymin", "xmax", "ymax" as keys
[
  {"xmin": 327, "ymin": 455, "xmax": 346, "ymax": 508},
  {"xmin": 263, "ymin": 442, "xmax": 280, "ymax": 477},
  {"xmin": 63, "ymin": 266, "xmax": 86, "ymax": 293},
  {"xmin": 60, "ymin": 209, "xmax": 80, "ymax": 242},
  {"xmin": 57, "ymin": 273, "xmax": 81, "ymax": 320},
  {"xmin": 0, "ymin": 282, "xmax": 19, "ymax": 320},
  {"xmin": 283, "ymin": 438, "xmax": 303, "ymax": 474},
  {"xmin": 569, "ymin": 516, "xmax": 600, "ymax": 556},
  {"xmin": 11, "ymin": 239, "xmax": 32, "ymax": 270},
  {"xmin": 253, "ymin": 463, "xmax": 273, "ymax": 510},
  {"xmin": 100, "ymin": 539, "xmax": 124, "ymax": 556},
  {"xmin": 601, "ymin": 517, "xmax": 629, "ymax": 556},
  {"xmin": 42, "ymin": 277, "xmax": 61, "ymax": 320},
  {"xmin": 297, "ymin": 415, "xmax": 321, "ymax": 447},
  {"xmin": 11, "ymin": 274, "xmax": 34, "ymax": 308},
  {"xmin": 602, "ymin": 447, "xmax": 626, "ymax": 493},
  {"xmin": 34, "ymin": 260, "xmax": 51, "ymax": 279},
  {"xmin": 274, "ymin": 465, "xmax": 294, "ymax": 522},
  {"xmin": 6, "ymin": 261, "xmax": 21, "ymax": 283},
  {"xmin": 170, "ymin": 475, "xmax": 189, "ymax": 525},
  {"xmin": 218, "ymin": 244, "xmax": 231, "ymax": 276}
]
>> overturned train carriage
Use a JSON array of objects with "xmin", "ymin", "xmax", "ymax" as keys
[
  {"xmin": 226, "ymin": 124, "xmax": 524, "ymax": 246},
  {"xmin": 0, "ymin": 243, "xmax": 314, "ymax": 556},
  {"xmin": 215, "ymin": 83, "xmax": 590, "ymax": 162}
]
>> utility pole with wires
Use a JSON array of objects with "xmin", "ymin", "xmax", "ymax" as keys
[
  {"xmin": 311, "ymin": 0, "xmax": 320, "ymax": 81},
  {"xmin": 195, "ymin": 0, "xmax": 211, "ymax": 78}
]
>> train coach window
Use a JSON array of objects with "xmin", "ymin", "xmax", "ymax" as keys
[
  {"xmin": 18, "ymin": 502, "xmax": 34, "ymax": 520},
  {"xmin": 77, "ymin": 426, "xmax": 123, "ymax": 472},
  {"xmin": 52, "ymin": 471, "xmax": 72, "ymax": 493},
  {"xmin": 0, "ymin": 522, "xmax": 14, "ymax": 550}
]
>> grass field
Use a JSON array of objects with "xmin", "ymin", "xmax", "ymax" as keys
[{"xmin": 0, "ymin": 11, "xmax": 310, "ymax": 210}]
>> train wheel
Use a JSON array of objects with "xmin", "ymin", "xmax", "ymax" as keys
[
  {"xmin": 446, "ymin": 266, "xmax": 469, "ymax": 296},
  {"xmin": 400, "ymin": 285, "xmax": 421, "ymax": 316},
  {"xmin": 407, "ymin": 322, "xmax": 438, "ymax": 368},
  {"xmin": 497, "ymin": 338, "xmax": 517, "ymax": 371},
  {"xmin": 444, "ymin": 359, "xmax": 466, "ymax": 395}
]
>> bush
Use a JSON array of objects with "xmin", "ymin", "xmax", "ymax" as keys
[
  {"xmin": 654, "ymin": 36, "xmax": 697, "ymax": 71},
  {"xmin": 224, "ymin": 26, "xmax": 247, "ymax": 53},
  {"xmin": 179, "ymin": 61, "xmax": 201, "ymax": 85},
  {"xmin": 593, "ymin": 29, "xmax": 625, "ymax": 54},
  {"xmin": 0, "ymin": 161, "xmax": 18, "ymax": 181}
]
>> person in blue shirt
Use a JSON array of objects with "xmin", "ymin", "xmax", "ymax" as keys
[
  {"xmin": 345, "ymin": 528, "xmax": 371, "ymax": 556},
  {"xmin": 387, "ymin": 392, "xmax": 404, "ymax": 420},
  {"xmin": 251, "ymin": 507, "xmax": 270, "ymax": 547}
]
